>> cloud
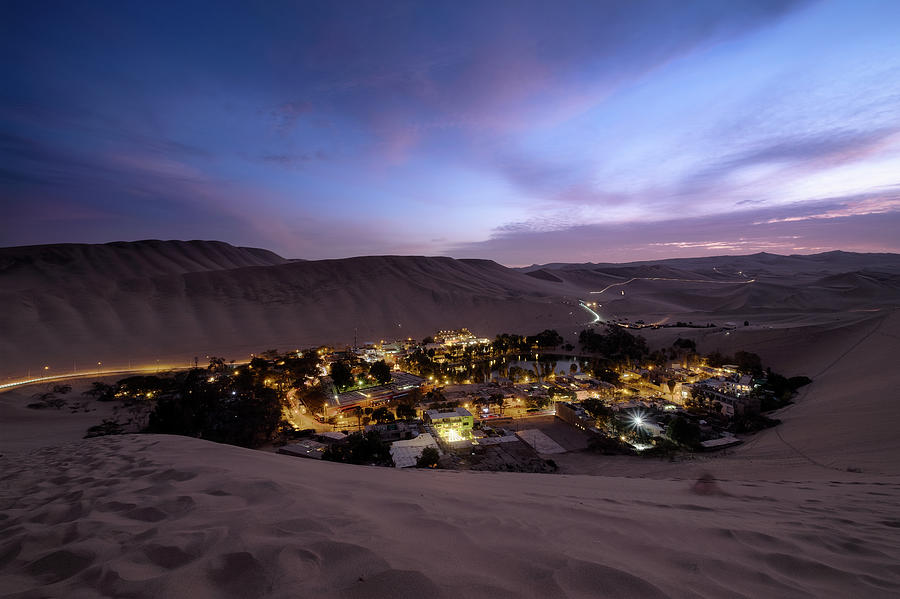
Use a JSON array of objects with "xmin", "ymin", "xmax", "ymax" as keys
[
  {"xmin": 446, "ymin": 191, "xmax": 900, "ymax": 265},
  {"xmin": 684, "ymin": 127, "xmax": 900, "ymax": 189},
  {"xmin": 260, "ymin": 0, "xmax": 808, "ymax": 157},
  {"xmin": 753, "ymin": 190, "xmax": 900, "ymax": 224}
]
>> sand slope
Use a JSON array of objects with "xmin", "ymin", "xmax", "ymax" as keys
[
  {"xmin": 2, "ymin": 434, "xmax": 899, "ymax": 599},
  {"xmin": 3, "ymin": 242, "xmax": 899, "ymax": 382},
  {"xmin": 0, "ymin": 243, "xmax": 582, "ymax": 378},
  {"xmin": 3, "ymin": 244, "xmax": 900, "ymax": 597}
]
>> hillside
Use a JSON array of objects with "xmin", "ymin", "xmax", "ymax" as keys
[{"xmin": 0, "ymin": 243, "xmax": 581, "ymax": 378}]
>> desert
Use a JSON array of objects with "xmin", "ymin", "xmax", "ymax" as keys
[
  {"xmin": 2, "ymin": 242, "xmax": 900, "ymax": 598},
  {"xmin": 5, "ymin": 1, "xmax": 900, "ymax": 596}
]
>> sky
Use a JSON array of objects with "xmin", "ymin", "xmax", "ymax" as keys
[{"xmin": 2, "ymin": 0, "xmax": 899, "ymax": 266}]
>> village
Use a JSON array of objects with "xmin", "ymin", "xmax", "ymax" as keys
[
  {"xmin": 68, "ymin": 324, "xmax": 807, "ymax": 471},
  {"xmin": 274, "ymin": 327, "xmax": 807, "ymax": 471}
]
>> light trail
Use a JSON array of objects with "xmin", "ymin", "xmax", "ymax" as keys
[
  {"xmin": 578, "ymin": 300, "xmax": 603, "ymax": 324},
  {"xmin": 589, "ymin": 276, "xmax": 756, "ymax": 295},
  {"xmin": 0, "ymin": 369, "xmax": 161, "ymax": 390},
  {"xmin": 0, "ymin": 362, "xmax": 213, "ymax": 391}
]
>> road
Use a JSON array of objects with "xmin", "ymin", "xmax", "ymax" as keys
[
  {"xmin": 589, "ymin": 275, "xmax": 756, "ymax": 296},
  {"xmin": 578, "ymin": 301, "xmax": 603, "ymax": 324},
  {"xmin": 0, "ymin": 367, "xmax": 178, "ymax": 391}
]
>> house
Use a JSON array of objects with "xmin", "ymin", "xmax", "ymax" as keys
[
  {"xmin": 278, "ymin": 439, "xmax": 327, "ymax": 460},
  {"xmin": 424, "ymin": 407, "xmax": 474, "ymax": 441},
  {"xmin": 364, "ymin": 421, "xmax": 419, "ymax": 443},
  {"xmin": 390, "ymin": 433, "xmax": 439, "ymax": 468}
]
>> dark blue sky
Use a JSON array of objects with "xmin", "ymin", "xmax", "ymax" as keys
[{"xmin": 2, "ymin": 0, "xmax": 899, "ymax": 264}]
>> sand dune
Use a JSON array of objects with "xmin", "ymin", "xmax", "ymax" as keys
[
  {"xmin": 2, "ymin": 434, "xmax": 899, "ymax": 599},
  {"xmin": 3, "ymin": 242, "xmax": 900, "ymax": 597},
  {"xmin": 526, "ymin": 250, "xmax": 900, "ymax": 278},
  {"xmin": 0, "ymin": 243, "xmax": 582, "ymax": 378},
  {"xmin": 0, "ymin": 240, "xmax": 286, "ymax": 288},
  {"xmin": 3, "ymin": 242, "xmax": 899, "ymax": 381}
]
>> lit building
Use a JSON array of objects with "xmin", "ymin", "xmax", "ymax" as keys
[{"xmin": 424, "ymin": 407, "xmax": 474, "ymax": 442}]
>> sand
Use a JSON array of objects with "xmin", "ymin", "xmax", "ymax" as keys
[
  {"xmin": 0, "ymin": 242, "xmax": 580, "ymax": 379},
  {"xmin": 2, "ymin": 242, "xmax": 900, "ymax": 597},
  {"xmin": 2, "ymin": 434, "xmax": 899, "ymax": 599}
]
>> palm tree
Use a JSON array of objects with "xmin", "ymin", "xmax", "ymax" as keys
[{"xmin": 354, "ymin": 406, "xmax": 363, "ymax": 431}]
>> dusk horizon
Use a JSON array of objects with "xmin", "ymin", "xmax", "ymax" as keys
[{"xmin": 3, "ymin": 237, "xmax": 899, "ymax": 270}]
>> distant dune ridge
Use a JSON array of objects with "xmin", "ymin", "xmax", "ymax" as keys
[
  {"xmin": 1, "ymin": 240, "xmax": 899, "ymax": 377},
  {"xmin": 2, "ymin": 240, "xmax": 900, "ymax": 597}
]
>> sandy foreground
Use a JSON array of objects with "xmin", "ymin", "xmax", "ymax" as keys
[{"xmin": 2, "ymin": 434, "xmax": 899, "ymax": 599}]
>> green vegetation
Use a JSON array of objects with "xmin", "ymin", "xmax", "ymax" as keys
[
  {"xmin": 371, "ymin": 406, "xmax": 395, "ymax": 424},
  {"xmin": 329, "ymin": 361, "xmax": 353, "ymax": 391},
  {"xmin": 579, "ymin": 326, "xmax": 649, "ymax": 363},
  {"xmin": 395, "ymin": 403, "xmax": 417, "ymax": 420},
  {"xmin": 27, "ymin": 383, "xmax": 74, "ymax": 409},
  {"xmin": 322, "ymin": 431, "xmax": 393, "ymax": 466},
  {"xmin": 82, "ymin": 381, "xmax": 114, "ymax": 401},
  {"xmin": 666, "ymin": 416, "xmax": 701, "ymax": 449},
  {"xmin": 759, "ymin": 371, "xmax": 812, "ymax": 411},
  {"xmin": 416, "ymin": 446, "xmax": 440, "ymax": 468},
  {"xmin": 78, "ymin": 349, "xmax": 329, "ymax": 448},
  {"xmin": 369, "ymin": 360, "xmax": 392, "ymax": 385},
  {"xmin": 146, "ymin": 369, "xmax": 283, "ymax": 448}
]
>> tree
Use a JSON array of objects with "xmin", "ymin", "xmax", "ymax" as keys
[
  {"xmin": 249, "ymin": 356, "xmax": 269, "ymax": 370},
  {"xmin": 416, "ymin": 446, "xmax": 440, "ymax": 468},
  {"xmin": 531, "ymin": 329, "xmax": 564, "ymax": 348},
  {"xmin": 298, "ymin": 384, "xmax": 328, "ymax": 418},
  {"xmin": 329, "ymin": 361, "xmax": 353, "ymax": 391},
  {"xmin": 322, "ymin": 431, "xmax": 393, "ymax": 466},
  {"xmin": 706, "ymin": 351, "xmax": 730, "ymax": 368},
  {"xmin": 371, "ymin": 406, "xmax": 395, "ymax": 424},
  {"xmin": 673, "ymin": 338, "xmax": 696, "ymax": 352},
  {"xmin": 396, "ymin": 403, "xmax": 417, "ymax": 420},
  {"xmin": 369, "ymin": 360, "xmax": 392, "ymax": 385},
  {"xmin": 354, "ymin": 406, "xmax": 363, "ymax": 430},
  {"xmin": 579, "ymin": 326, "xmax": 649, "ymax": 363},
  {"xmin": 734, "ymin": 351, "xmax": 763, "ymax": 376},
  {"xmin": 666, "ymin": 416, "xmax": 701, "ymax": 449},
  {"xmin": 582, "ymin": 398, "xmax": 612, "ymax": 418},
  {"xmin": 83, "ymin": 381, "xmax": 114, "ymax": 401},
  {"xmin": 207, "ymin": 356, "xmax": 226, "ymax": 372}
]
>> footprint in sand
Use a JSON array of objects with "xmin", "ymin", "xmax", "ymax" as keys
[{"xmin": 24, "ymin": 549, "xmax": 94, "ymax": 584}]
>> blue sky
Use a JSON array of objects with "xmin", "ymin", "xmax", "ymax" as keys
[{"xmin": 2, "ymin": 0, "xmax": 899, "ymax": 264}]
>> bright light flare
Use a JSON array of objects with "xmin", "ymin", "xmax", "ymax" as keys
[{"xmin": 627, "ymin": 409, "xmax": 649, "ymax": 431}]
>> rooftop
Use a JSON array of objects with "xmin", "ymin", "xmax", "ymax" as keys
[
  {"xmin": 390, "ymin": 433, "xmax": 438, "ymax": 468},
  {"xmin": 425, "ymin": 407, "xmax": 472, "ymax": 420}
]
